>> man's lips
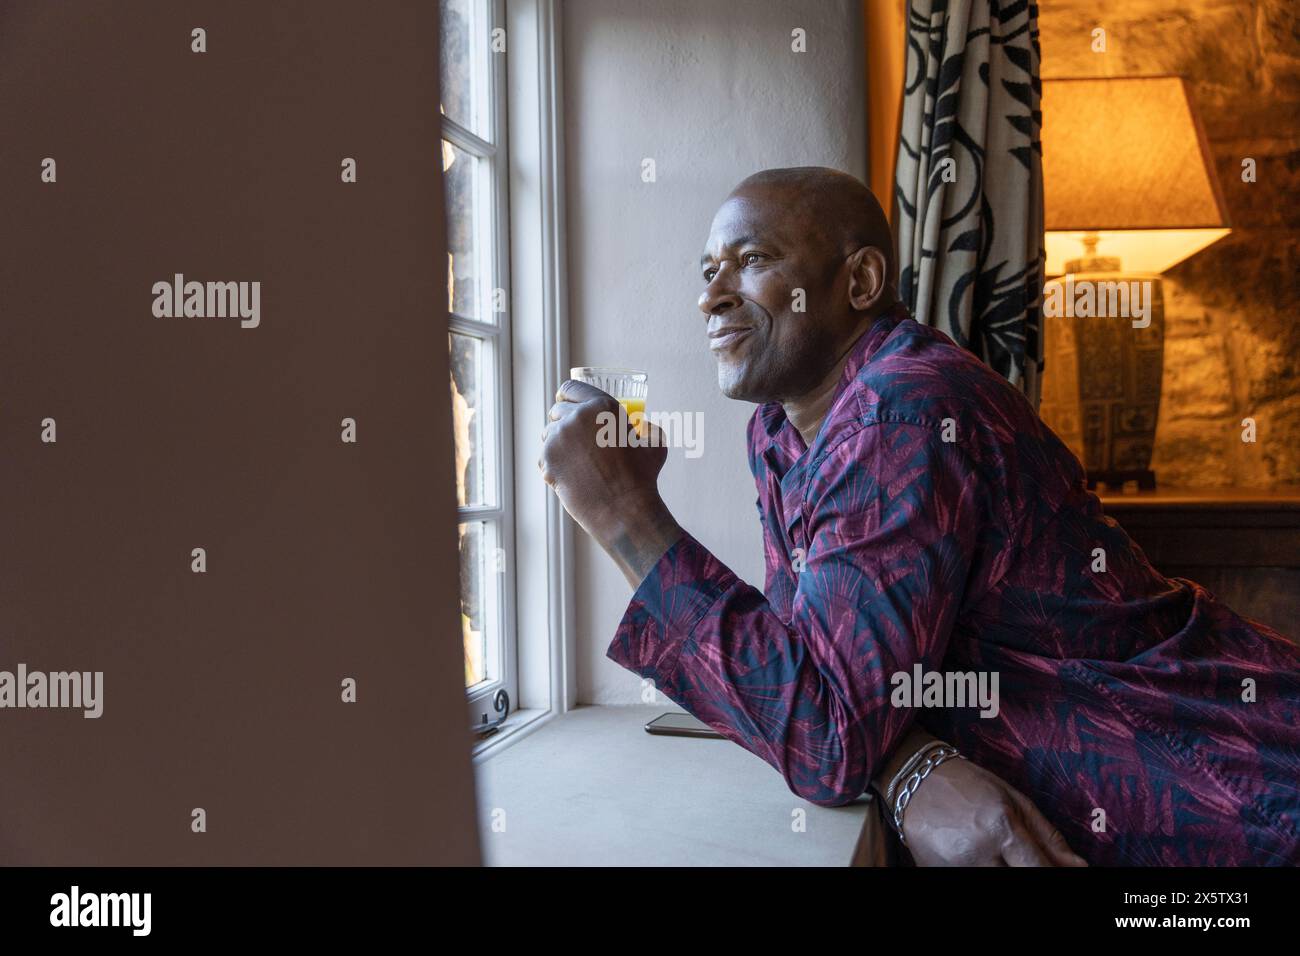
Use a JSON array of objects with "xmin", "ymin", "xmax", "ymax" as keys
[{"xmin": 707, "ymin": 326, "xmax": 754, "ymax": 352}]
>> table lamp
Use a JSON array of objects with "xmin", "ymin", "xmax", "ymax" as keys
[{"xmin": 1039, "ymin": 76, "xmax": 1230, "ymax": 491}]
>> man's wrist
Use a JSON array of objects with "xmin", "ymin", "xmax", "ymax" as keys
[
  {"xmin": 872, "ymin": 724, "xmax": 938, "ymax": 797},
  {"xmin": 595, "ymin": 497, "xmax": 685, "ymax": 588}
]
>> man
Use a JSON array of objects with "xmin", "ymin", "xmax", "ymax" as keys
[{"xmin": 540, "ymin": 167, "xmax": 1300, "ymax": 866}]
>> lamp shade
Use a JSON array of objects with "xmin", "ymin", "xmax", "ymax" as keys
[{"xmin": 1042, "ymin": 76, "xmax": 1229, "ymax": 275}]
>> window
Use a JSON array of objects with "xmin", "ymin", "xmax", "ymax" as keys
[{"xmin": 440, "ymin": 0, "xmax": 516, "ymax": 714}]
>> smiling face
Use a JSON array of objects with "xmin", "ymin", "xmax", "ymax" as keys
[{"xmin": 698, "ymin": 189, "xmax": 856, "ymax": 404}]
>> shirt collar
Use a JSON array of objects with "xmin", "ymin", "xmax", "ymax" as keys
[{"xmin": 754, "ymin": 302, "xmax": 908, "ymax": 472}]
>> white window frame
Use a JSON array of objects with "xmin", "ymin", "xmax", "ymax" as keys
[
  {"xmin": 444, "ymin": 0, "xmax": 519, "ymax": 727},
  {"xmin": 444, "ymin": 0, "xmax": 574, "ymax": 757}
]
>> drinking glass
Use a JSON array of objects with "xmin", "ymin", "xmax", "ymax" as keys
[{"xmin": 569, "ymin": 367, "xmax": 648, "ymax": 430}]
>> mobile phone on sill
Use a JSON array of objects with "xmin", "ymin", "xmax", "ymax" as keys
[{"xmin": 644, "ymin": 711, "xmax": 725, "ymax": 739}]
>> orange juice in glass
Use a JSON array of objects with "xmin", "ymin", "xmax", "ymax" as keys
[{"xmin": 570, "ymin": 367, "xmax": 648, "ymax": 433}]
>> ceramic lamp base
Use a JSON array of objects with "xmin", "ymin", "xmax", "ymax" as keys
[{"xmin": 1039, "ymin": 272, "xmax": 1165, "ymax": 492}]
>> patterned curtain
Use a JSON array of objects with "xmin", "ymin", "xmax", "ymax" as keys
[{"xmin": 894, "ymin": 0, "xmax": 1045, "ymax": 406}]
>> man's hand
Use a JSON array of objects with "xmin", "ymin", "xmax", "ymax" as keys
[
  {"xmin": 540, "ymin": 380, "xmax": 683, "ymax": 586},
  {"xmin": 899, "ymin": 753, "xmax": 1088, "ymax": 867}
]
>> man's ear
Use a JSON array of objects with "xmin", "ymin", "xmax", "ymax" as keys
[{"xmin": 846, "ymin": 246, "xmax": 889, "ymax": 312}]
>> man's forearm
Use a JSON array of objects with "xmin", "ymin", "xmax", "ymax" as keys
[{"xmin": 599, "ymin": 503, "xmax": 944, "ymax": 798}]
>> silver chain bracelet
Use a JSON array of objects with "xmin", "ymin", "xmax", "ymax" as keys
[{"xmin": 888, "ymin": 743, "xmax": 963, "ymax": 845}]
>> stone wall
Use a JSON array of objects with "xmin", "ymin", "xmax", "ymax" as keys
[{"xmin": 1040, "ymin": 0, "xmax": 1299, "ymax": 488}]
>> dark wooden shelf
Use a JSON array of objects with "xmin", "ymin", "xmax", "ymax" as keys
[
  {"xmin": 1096, "ymin": 487, "xmax": 1300, "ymax": 635},
  {"xmin": 1100, "ymin": 487, "xmax": 1300, "ymax": 512}
]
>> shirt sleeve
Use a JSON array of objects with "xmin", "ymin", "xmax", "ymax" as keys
[
  {"xmin": 606, "ymin": 421, "xmax": 982, "ymax": 806},
  {"xmin": 745, "ymin": 410, "xmax": 795, "ymax": 606}
]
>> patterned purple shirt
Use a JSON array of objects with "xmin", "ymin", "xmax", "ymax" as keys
[{"xmin": 609, "ymin": 305, "xmax": 1300, "ymax": 866}]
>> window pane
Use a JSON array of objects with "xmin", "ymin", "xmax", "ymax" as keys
[
  {"xmin": 458, "ymin": 519, "xmax": 501, "ymax": 689},
  {"xmin": 450, "ymin": 331, "xmax": 491, "ymax": 508},
  {"xmin": 442, "ymin": 139, "xmax": 490, "ymax": 321},
  {"xmin": 439, "ymin": 0, "xmax": 489, "ymax": 139}
]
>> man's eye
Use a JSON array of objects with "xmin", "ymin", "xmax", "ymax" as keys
[
  {"xmin": 703, "ymin": 269, "xmax": 717, "ymax": 282},
  {"xmin": 742, "ymin": 252, "xmax": 764, "ymax": 265}
]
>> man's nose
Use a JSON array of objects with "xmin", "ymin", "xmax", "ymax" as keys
[{"xmin": 699, "ymin": 275, "xmax": 742, "ymax": 317}]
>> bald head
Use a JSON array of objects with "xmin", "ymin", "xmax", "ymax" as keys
[
  {"xmin": 728, "ymin": 166, "xmax": 895, "ymax": 280},
  {"xmin": 698, "ymin": 166, "xmax": 899, "ymax": 405}
]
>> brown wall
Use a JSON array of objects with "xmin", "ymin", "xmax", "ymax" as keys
[
  {"xmin": 0, "ymin": 1, "xmax": 480, "ymax": 864},
  {"xmin": 1041, "ymin": 0, "xmax": 1300, "ymax": 490}
]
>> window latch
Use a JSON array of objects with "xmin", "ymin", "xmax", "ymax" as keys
[{"xmin": 472, "ymin": 689, "xmax": 510, "ymax": 738}]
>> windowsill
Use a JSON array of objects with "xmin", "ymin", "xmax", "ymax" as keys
[
  {"xmin": 472, "ymin": 704, "xmax": 872, "ymax": 866},
  {"xmin": 471, "ymin": 707, "xmax": 553, "ymax": 762}
]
